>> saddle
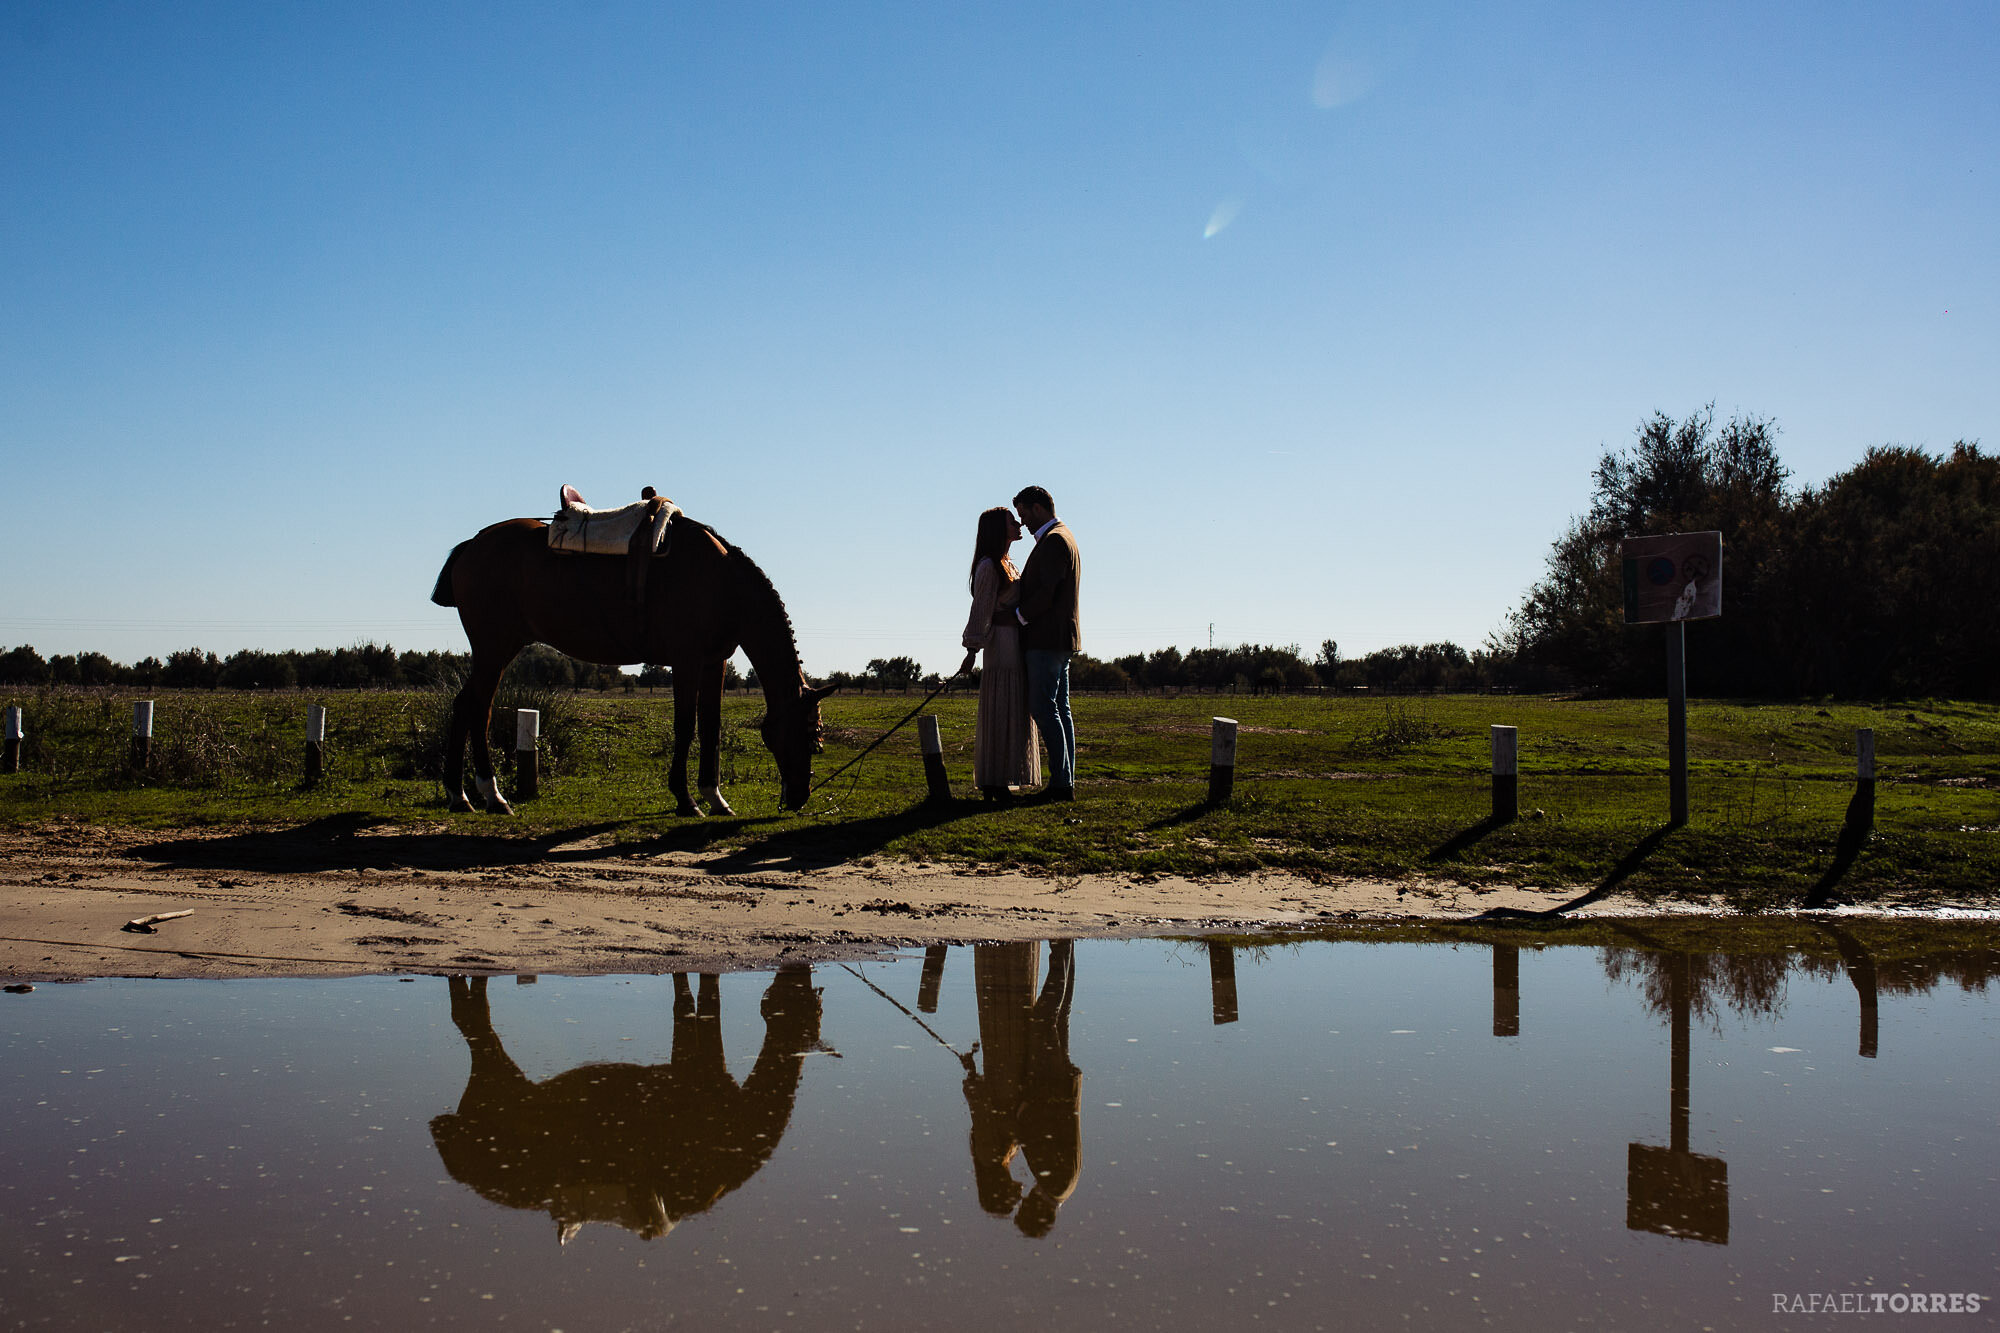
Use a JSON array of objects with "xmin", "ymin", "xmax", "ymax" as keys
[{"xmin": 548, "ymin": 484, "xmax": 681, "ymax": 604}]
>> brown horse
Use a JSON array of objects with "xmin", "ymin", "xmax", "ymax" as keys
[{"xmin": 431, "ymin": 513, "xmax": 832, "ymax": 815}]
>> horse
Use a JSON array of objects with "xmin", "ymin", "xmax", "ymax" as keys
[
  {"xmin": 430, "ymin": 511, "xmax": 833, "ymax": 816},
  {"xmin": 430, "ymin": 969, "xmax": 822, "ymax": 1243}
]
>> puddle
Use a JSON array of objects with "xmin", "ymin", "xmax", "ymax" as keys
[{"xmin": 2, "ymin": 924, "xmax": 1995, "ymax": 1328}]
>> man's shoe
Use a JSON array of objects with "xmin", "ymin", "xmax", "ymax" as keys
[{"xmin": 1040, "ymin": 784, "xmax": 1076, "ymax": 802}]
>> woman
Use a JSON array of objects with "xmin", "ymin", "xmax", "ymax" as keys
[{"xmin": 958, "ymin": 506, "xmax": 1041, "ymax": 800}]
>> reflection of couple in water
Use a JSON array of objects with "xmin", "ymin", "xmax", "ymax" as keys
[
  {"xmin": 958, "ymin": 486, "xmax": 1082, "ymax": 803},
  {"xmin": 960, "ymin": 941, "xmax": 1082, "ymax": 1237}
]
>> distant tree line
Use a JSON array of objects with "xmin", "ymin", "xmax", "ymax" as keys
[
  {"xmin": 1495, "ymin": 406, "xmax": 1999, "ymax": 698},
  {"xmin": 0, "ymin": 642, "xmax": 628, "ymax": 693}
]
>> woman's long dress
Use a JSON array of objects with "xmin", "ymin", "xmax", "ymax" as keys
[{"xmin": 962, "ymin": 558, "xmax": 1040, "ymax": 789}]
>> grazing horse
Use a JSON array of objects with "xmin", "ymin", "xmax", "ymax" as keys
[{"xmin": 431, "ymin": 513, "xmax": 832, "ymax": 815}]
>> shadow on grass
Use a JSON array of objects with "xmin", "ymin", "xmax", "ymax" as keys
[
  {"xmin": 1801, "ymin": 789, "xmax": 1874, "ymax": 910},
  {"xmin": 663, "ymin": 797, "xmax": 989, "ymax": 873},
  {"xmin": 1426, "ymin": 814, "xmax": 1511, "ymax": 863},
  {"xmin": 124, "ymin": 798, "xmax": 990, "ymax": 878},
  {"xmin": 1473, "ymin": 824, "xmax": 1679, "ymax": 921},
  {"xmin": 1146, "ymin": 799, "xmax": 1224, "ymax": 831}
]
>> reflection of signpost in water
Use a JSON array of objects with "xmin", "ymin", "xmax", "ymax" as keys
[
  {"xmin": 1621, "ymin": 532, "xmax": 1723, "ymax": 826},
  {"xmin": 1626, "ymin": 952, "xmax": 1729, "ymax": 1245}
]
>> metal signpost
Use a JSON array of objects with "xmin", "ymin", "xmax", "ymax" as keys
[{"xmin": 1620, "ymin": 531, "xmax": 1723, "ymax": 826}]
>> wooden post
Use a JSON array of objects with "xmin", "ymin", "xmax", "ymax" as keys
[
  {"xmin": 515, "ymin": 708, "xmax": 540, "ymax": 801},
  {"xmin": 1854, "ymin": 727, "xmax": 1875, "ymax": 832},
  {"xmin": 1493, "ymin": 944, "xmax": 1520, "ymax": 1037},
  {"xmin": 1208, "ymin": 942, "xmax": 1239, "ymax": 1025},
  {"xmin": 303, "ymin": 703, "xmax": 327, "ymax": 787},
  {"xmin": 918, "ymin": 715, "xmax": 950, "ymax": 803},
  {"xmin": 2, "ymin": 705, "xmax": 20, "ymax": 774},
  {"xmin": 131, "ymin": 699, "xmax": 154, "ymax": 770},
  {"xmin": 1208, "ymin": 716, "xmax": 1239, "ymax": 805},
  {"xmin": 1665, "ymin": 622, "xmax": 1688, "ymax": 825},
  {"xmin": 1491, "ymin": 724, "xmax": 1518, "ymax": 822}
]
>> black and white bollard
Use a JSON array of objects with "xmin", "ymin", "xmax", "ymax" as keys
[
  {"xmin": 515, "ymin": 708, "xmax": 540, "ymax": 801},
  {"xmin": 3, "ymin": 705, "xmax": 21, "ymax": 774},
  {"xmin": 304, "ymin": 704, "xmax": 327, "ymax": 787},
  {"xmin": 1854, "ymin": 727, "xmax": 1875, "ymax": 832},
  {"xmin": 1208, "ymin": 716, "xmax": 1239, "ymax": 805},
  {"xmin": 918, "ymin": 715, "xmax": 951, "ymax": 804},
  {"xmin": 1491, "ymin": 724, "xmax": 1519, "ymax": 822},
  {"xmin": 131, "ymin": 700, "xmax": 154, "ymax": 770}
]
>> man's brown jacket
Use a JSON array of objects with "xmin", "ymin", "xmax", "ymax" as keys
[{"xmin": 1015, "ymin": 520, "xmax": 1082, "ymax": 653}]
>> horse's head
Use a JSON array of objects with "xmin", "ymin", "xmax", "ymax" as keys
[{"xmin": 762, "ymin": 681, "xmax": 836, "ymax": 810}]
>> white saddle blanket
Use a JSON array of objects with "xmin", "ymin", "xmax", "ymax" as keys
[{"xmin": 547, "ymin": 496, "xmax": 680, "ymax": 557}]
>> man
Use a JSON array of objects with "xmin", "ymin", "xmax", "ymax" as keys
[{"xmin": 1004, "ymin": 485, "xmax": 1082, "ymax": 800}]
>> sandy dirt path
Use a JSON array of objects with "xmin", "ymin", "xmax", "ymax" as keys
[{"xmin": 1, "ymin": 819, "xmax": 1946, "ymax": 984}]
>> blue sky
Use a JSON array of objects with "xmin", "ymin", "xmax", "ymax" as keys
[{"xmin": 3, "ymin": 2, "xmax": 1994, "ymax": 676}]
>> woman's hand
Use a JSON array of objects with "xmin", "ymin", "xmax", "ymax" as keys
[{"xmin": 957, "ymin": 650, "xmax": 977, "ymax": 677}]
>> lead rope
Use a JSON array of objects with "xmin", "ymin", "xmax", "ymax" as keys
[{"xmin": 807, "ymin": 672, "xmax": 962, "ymax": 798}]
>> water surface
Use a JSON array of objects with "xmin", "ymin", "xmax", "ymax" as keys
[{"xmin": 3, "ymin": 924, "xmax": 1995, "ymax": 1329}]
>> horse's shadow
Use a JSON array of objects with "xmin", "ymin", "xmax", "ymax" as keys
[
  {"xmin": 623, "ymin": 798, "xmax": 989, "ymax": 872},
  {"xmin": 125, "ymin": 799, "xmax": 988, "ymax": 877}
]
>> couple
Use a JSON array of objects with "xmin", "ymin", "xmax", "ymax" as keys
[{"xmin": 956, "ymin": 486, "xmax": 1082, "ymax": 803}]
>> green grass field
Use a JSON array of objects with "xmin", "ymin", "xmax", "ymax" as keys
[{"xmin": 3, "ymin": 687, "xmax": 1996, "ymax": 910}]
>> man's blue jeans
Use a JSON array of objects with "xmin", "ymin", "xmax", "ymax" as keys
[{"xmin": 1024, "ymin": 648, "xmax": 1075, "ymax": 792}]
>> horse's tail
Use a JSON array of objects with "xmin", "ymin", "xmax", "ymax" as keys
[{"xmin": 431, "ymin": 540, "xmax": 470, "ymax": 607}]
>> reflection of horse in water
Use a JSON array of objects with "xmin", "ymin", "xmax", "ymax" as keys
[
  {"xmin": 430, "ymin": 968, "xmax": 821, "ymax": 1244},
  {"xmin": 962, "ymin": 941, "xmax": 1081, "ymax": 1237}
]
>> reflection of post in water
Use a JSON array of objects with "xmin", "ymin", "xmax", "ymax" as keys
[
  {"xmin": 430, "ymin": 967, "xmax": 821, "ymax": 1245},
  {"xmin": 918, "ymin": 944, "xmax": 949, "ymax": 1014},
  {"xmin": 963, "ymin": 941, "xmax": 1081, "ymax": 1237},
  {"xmin": 1819, "ymin": 924, "xmax": 1880, "ymax": 1059},
  {"xmin": 1492, "ymin": 944, "xmax": 1520, "ymax": 1038},
  {"xmin": 1626, "ymin": 950, "xmax": 1729, "ymax": 1245},
  {"xmin": 1208, "ymin": 942, "xmax": 1238, "ymax": 1025}
]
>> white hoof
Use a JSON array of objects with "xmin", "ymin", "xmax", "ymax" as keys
[
  {"xmin": 702, "ymin": 786, "xmax": 735, "ymax": 817},
  {"xmin": 474, "ymin": 774, "xmax": 514, "ymax": 816}
]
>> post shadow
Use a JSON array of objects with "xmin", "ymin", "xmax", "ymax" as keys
[
  {"xmin": 1473, "ymin": 825, "xmax": 1678, "ymax": 921},
  {"xmin": 1426, "ymin": 814, "xmax": 1511, "ymax": 865},
  {"xmin": 1801, "ymin": 787, "xmax": 1876, "ymax": 909}
]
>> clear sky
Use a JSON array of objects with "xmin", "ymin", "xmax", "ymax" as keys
[{"xmin": 3, "ymin": 2, "xmax": 1994, "ymax": 676}]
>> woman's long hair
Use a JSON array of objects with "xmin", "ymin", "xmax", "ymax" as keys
[{"xmin": 969, "ymin": 506, "xmax": 1018, "ymax": 594}]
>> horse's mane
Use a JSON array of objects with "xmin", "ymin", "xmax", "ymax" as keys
[{"xmin": 686, "ymin": 518, "xmax": 804, "ymax": 681}]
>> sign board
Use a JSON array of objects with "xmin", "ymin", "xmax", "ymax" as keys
[
  {"xmin": 1627, "ymin": 1143, "xmax": 1729, "ymax": 1244},
  {"xmin": 1621, "ymin": 531, "xmax": 1722, "ymax": 624}
]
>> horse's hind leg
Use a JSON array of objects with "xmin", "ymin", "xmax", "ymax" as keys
[
  {"xmin": 668, "ymin": 669, "xmax": 701, "ymax": 817},
  {"xmin": 697, "ymin": 660, "xmax": 735, "ymax": 816},
  {"xmin": 460, "ymin": 656, "xmax": 514, "ymax": 816},
  {"xmin": 443, "ymin": 680, "xmax": 475, "ymax": 812}
]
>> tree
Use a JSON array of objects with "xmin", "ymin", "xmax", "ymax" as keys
[{"xmin": 865, "ymin": 657, "xmax": 922, "ymax": 690}]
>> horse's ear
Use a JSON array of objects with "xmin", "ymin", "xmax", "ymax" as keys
[{"xmin": 806, "ymin": 682, "xmax": 837, "ymax": 703}]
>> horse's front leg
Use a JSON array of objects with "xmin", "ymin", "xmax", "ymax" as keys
[
  {"xmin": 669, "ymin": 669, "xmax": 702, "ymax": 817},
  {"xmin": 698, "ymin": 659, "xmax": 735, "ymax": 816}
]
